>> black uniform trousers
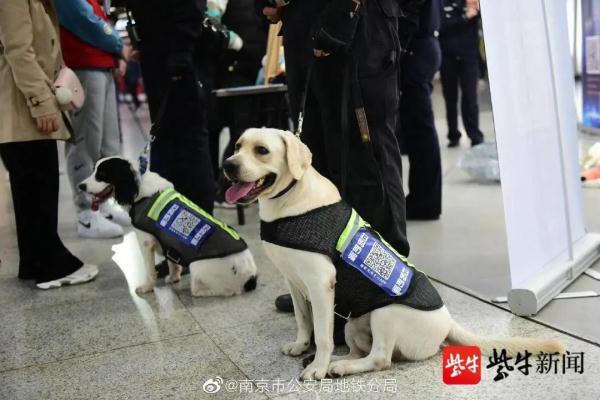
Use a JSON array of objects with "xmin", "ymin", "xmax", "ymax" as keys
[
  {"xmin": 0, "ymin": 140, "xmax": 83, "ymax": 283},
  {"xmin": 139, "ymin": 41, "xmax": 215, "ymax": 214},
  {"xmin": 284, "ymin": 0, "xmax": 410, "ymax": 256},
  {"xmin": 440, "ymin": 51, "xmax": 483, "ymax": 145},
  {"xmin": 399, "ymin": 37, "xmax": 442, "ymax": 218},
  {"xmin": 300, "ymin": 56, "xmax": 409, "ymax": 256}
]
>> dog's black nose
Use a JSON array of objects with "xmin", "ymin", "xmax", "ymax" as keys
[
  {"xmin": 222, "ymin": 159, "xmax": 239, "ymax": 177},
  {"xmin": 78, "ymin": 183, "xmax": 87, "ymax": 191}
]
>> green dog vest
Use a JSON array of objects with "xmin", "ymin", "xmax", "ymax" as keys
[{"xmin": 130, "ymin": 188, "xmax": 247, "ymax": 266}]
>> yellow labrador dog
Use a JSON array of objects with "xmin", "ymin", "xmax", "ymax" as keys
[{"xmin": 223, "ymin": 128, "xmax": 564, "ymax": 380}]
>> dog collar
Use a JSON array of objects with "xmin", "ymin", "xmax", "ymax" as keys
[{"xmin": 270, "ymin": 179, "xmax": 298, "ymax": 199}]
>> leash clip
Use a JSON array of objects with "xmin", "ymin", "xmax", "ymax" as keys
[
  {"xmin": 334, "ymin": 304, "xmax": 352, "ymax": 321},
  {"xmin": 350, "ymin": 0, "xmax": 361, "ymax": 18},
  {"xmin": 295, "ymin": 112, "xmax": 304, "ymax": 138}
]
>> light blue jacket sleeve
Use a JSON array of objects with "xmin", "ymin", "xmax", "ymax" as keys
[{"xmin": 56, "ymin": 0, "xmax": 123, "ymax": 56}]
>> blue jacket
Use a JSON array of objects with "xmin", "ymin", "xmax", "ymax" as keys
[{"xmin": 56, "ymin": 0, "xmax": 122, "ymax": 56}]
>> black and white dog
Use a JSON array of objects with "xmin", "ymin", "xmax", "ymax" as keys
[{"xmin": 80, "ymin": 157, "xmax": 258, "ymax": 297}]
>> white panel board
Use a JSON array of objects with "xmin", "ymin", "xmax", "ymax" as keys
[{"xmin": 480, "ymin": 0, "xmax": 586, "ymax": 288}]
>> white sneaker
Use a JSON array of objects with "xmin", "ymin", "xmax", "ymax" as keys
[
  {"xmin": 37, "ymin": 264, "xmax": 99, "ymax": 290},
  {"xmin": 77, "ymin": 209, "xmax": 124, "ymax": 239},
  {"xmin": 99, "ymin": 199, "xmax": 132, "ymax": 226},
  {"xmin": 214, "ymin": 201, "xmax": 237, "ymax": 210}
]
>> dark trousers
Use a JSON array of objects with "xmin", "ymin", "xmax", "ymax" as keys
[
  {"xmin": 300, "ymin": 53, "xmax": 410, "ymax": 256},
  {"xmin": 440, "ymin": 53, "xmax": 483, "ymax": 144},
  {"xmin": 208, "ymin": 73, "xmax": 256, "ymax": 177},
  {"xmin": 125, "ymin": 61, "xmax": 142, "ymax": 109},
  {"xmin": 399, "ymin": 38, "xmax": 442, "ymax": 218},
  {"xmin": 283, "ymin": 38, "xmax": 313, "ymax": 126},
  {"xmin": 0, "ymin": 140, "xmax": 82, "ymax": 283},
  {"xmin": 139, "ymin": 43, "xmax": 215, "ymax": 213}
]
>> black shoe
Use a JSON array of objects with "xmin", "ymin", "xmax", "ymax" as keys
[
  {"xmin": 471, "ymin": 138, "xmax": 484, "ymax": 147},
  {"xmin": 406, "ymin": 210, "xmax": 441, "ymax": 221},
  {"xmin": 407, "ymin": 214, "xmax": 440, "ymax": 221},
  {"xmin": 18, "ymin": 272, "xmax": 36, "ymax": 280},
  {"xmin": 447, "ymin": 139, "xmax": 460, "ymax": 148},
  {"xmin": 333, "ymin": 317, "xmax": 347, "ymax": 346},
  {"xmin": 302, "ymin": 353, "xmax": 315, "ymax": 368},
  {"xmin": 275, "ymin": 293, "xmax": 294, "ymax": 313},
  {"xmin": 155, "ymin": 259, "xmax": 189, "ymax": 279},
  {"xmin": 17, "ymin": 262, "xmax": 36, "ymax": 280}
]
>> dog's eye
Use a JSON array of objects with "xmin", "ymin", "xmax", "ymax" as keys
[
  {"xmin": 255, "ymin": 146, "xmax": 269, "ymax": 155},
  {"xmin": 234, "ymin": 143, "xmax": 242, "ymax": 152}
]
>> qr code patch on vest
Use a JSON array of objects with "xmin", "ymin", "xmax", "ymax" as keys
[
  {"xmin": 170, "ymin": 209, "xmax": 201, "ymax": 236},
  {"xmin": 363, "ymin": 242, "xmax": 396, "ymax": 280},
  {"xmin": 341, "ymin": 227, "xmax": 414, "ymax": 296}
]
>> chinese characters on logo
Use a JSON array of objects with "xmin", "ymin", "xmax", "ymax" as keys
[
  {"xmin": 443, "ymin": 346, "xmax": 482, "ymax": 385},
  {"xmin": 443, "ymin": 346, "xmax": 584, "ymax": 384},
  {"xmin": 487, "ymin": 349, "xmax": 584, "ymax": 381}
]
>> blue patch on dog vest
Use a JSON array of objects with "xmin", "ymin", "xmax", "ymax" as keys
[
  {"xmin": 340, "ymin": 227, "xmax": 414, "ymax": 296},
  {"xmin": 156, "ymin": 199, "xmax": 215, "ymax": 248}
]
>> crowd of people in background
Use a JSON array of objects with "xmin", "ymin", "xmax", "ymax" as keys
[{"xmin": 0, "ymin": 0, "xmax": 485, "ymax": 290}]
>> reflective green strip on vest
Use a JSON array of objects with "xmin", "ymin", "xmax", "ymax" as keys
[
  {"xmin": 336, "ymin": 208, "xmax": 415, "ymax": 268},
  {"xmin": 336, "ymin": 209, "xmax": 364, "ymax": 253},
  {"xmin": 148, "ymin": 188, "xmax": 177, "ymax": 220},
  {"xmin": 147, "ymin": 188, "xmax": 241, "ymax": 240}
]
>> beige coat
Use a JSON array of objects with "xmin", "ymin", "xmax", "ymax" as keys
[{"xmin": 0, "ymin": 0, "xmax": 70, "ymax": 144}]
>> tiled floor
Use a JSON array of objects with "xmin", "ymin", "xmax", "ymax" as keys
[{"xmin": 1, "ymin": 92, "xmax": 599, "ymax": 399}]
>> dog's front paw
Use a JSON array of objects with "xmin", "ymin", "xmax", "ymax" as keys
[
  {"xmin": 164, "ymin": 274, "xmax": 180, "ymax": 284},
  {"xmin": 327, "ymin": 360, "xmax": 350, "ymax": 378},
  {"xmin": 135, "ymin": 283, "xmax": 155, "ymax": 294},
  {"xmin": 282, "ymin": 341, "xmax": 310, "ymax": 357},
  {"xmin": 301, "ymin": 361, "xmax": 328, "ymax": 381}
]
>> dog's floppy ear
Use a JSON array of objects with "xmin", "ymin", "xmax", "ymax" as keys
[
  {"xmin": 281, "ymin": 131, "xmax": 312, "ymax": 180},
  {"xmin": 100, "ymin": 158, "xmax": 139, "ymax": 205},
  {"xmin": 113, "ymin": 166, "xmax": 138, "ymax": 205}
]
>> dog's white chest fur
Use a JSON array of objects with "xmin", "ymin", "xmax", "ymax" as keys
[
  {"xmin": 263, "ymin": 243, "xmax": 307, "ymax": 297},
  {"xmin": 263, "ymin": 242, "xmax": 336, "ymax": 298}
]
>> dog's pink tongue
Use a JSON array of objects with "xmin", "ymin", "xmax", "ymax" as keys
[
  {"xmin": 225, "ymin": 182, "xmax": 255, "ymax": 204},
  {"xmin": 91, "ymin": 198, "xmax": 100, "ymax": 211}
]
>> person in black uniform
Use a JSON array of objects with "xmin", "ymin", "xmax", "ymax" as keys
[
  {"xmin": 117, "ymin": 0, "xmax": 215, "ymax": 213},
  {"xmin": 439, "ymin": 0, "xmax": 484, "ymax": 147},
  {"xmin": 261, "ymin": 0, "xmax": 424, "ymax": 334},
  {"xmin": 264, "ymin": 0, "xmax": 423, "ymax": 256},
  {"xmin": 398, "ymin": 0, "xmax": 443, "ymax": 220}
]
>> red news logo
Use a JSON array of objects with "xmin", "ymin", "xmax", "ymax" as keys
[{"xmin": 443, "ymin": 346, "xmax": 482, "ymax": 385}]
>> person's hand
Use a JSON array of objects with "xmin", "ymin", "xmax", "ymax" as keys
[
  {"xmin": 116, "ymin": 59, "xmax": 127, "ymax": 78},
  {"xmin": 36, "ymin": 112, "xmax": 60, "ymax": 134},
  {"xmin": 129, "ymin": 49, "xmax": 140, "ymax": 61},
  {"xmin": 228, "ymin": 31, "xmax": 244, "ymax": 51},
  {"xmin": 263, "ymin": 6, "xmax": 282, "ymax": 23},
  {"xmin": 313, "ymin": 49, "xmax": 330, "ymax": 58},
  {"xmin": 465, "ymin": 7, "xmax": 478, "ymax": 19},
  {"xmin": 466, "ymin": 0, "xmax": 480, "ymax": 9},
  {"xmin": 465, "ymin": 0, "xmax": 480, "ymax": 19},
  {"xmin": 121, "ymin": 45, "xmax": 131, "ymax": 61}
]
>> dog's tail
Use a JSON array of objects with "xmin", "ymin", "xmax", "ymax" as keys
[{"xmin": 446, "ymin": 320, "xmax": 565, "ymax": 356}]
